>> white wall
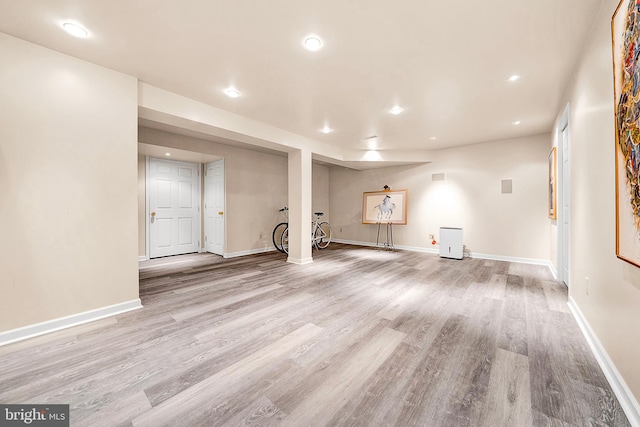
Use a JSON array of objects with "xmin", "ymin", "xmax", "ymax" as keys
[
  {"xmin": 0, "ymin": 34, "xmax": 140, "ymax": 332},
  {"xmin": 552, "ymin": 0, "xmax": 640, "ymax": 406},
  {"xmin": 330, "ymin": 134, "xmax": 550, "ymax": 261},
  {"xmin": 313, "ymin": 163, "xmax": 330, "ymax": 222},
  {"xmin": 138, "ymin": 128, "xmax": 330, "ymax": 256}
]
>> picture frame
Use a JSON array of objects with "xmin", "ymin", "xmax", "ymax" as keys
[
  {"xmin": 612, "ymin": 0, "xmax": 640, "ymax": 268},
  {"xmin": 548, "ymin": 147, "xmax": 557, "ymax": 220},
  {"xmin": 362, "ymin": 189, "xmax": 408, "ymax": 225}
]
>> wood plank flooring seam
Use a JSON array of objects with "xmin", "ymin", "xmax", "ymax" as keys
[{"xmin": 0, "ymin": 246, "xmax": 629, "ymax": 427}]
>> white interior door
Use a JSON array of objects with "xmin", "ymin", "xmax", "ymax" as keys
[
  {"xmin": 560, "ymin": 124, "xmax": 570, "ymax": 285},
  {"xmin": 205, "ymin": 159, "xmax": 225, "ymax": 256},
  {"xmin": 149, "ymin": 158, "xmax": 200, "ymax": 258}
]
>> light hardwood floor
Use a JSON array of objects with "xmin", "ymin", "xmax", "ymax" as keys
[{"xmin": 0, "ymin": 244, "xmax": 631, "ymax": 426}]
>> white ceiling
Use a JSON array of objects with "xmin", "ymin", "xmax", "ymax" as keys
[
  {"xmin": 138, "ymin": 142, "xmax": 222, "ymax": 164},
  {"xmin": 0, "ymin": 1, "xmax": 603, "ymax": 153}
]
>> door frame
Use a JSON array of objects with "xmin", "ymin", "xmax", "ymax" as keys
[
  {"xmin": 556, "ymin": 103, "xmax": 570, "ymax": 286},
  {"xmin": 204, "ymin": 159, "xmax": 226, "ymax": 256},
  {"xmin": 145, "ymin": 156, "xmax": 202, "ymax": 259}
]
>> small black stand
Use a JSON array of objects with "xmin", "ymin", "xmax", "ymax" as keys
[{"xmin": 376, "ymin": 222, "xmax": 394, "ymax": 250}]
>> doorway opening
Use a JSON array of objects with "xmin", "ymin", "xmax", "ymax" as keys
[
  {"xmin": 147, "ymin": 157, "xmax": 200, "ymax": 258},
  {"xmin": 141, "ymin": 150, "xmax": 225, "ymax": 260}
]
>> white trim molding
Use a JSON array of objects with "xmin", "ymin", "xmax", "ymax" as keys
[
  {"xmin": 287, "ymin": 256, "xmax": 314, "ymax": 265},
  {"xmin": 471, "ymin": 251, "xmax": 555, "ymax": 269},
  {"xmin": 332, "ymin": 239, "xmax": 555, "ymax": 273},
  {"xmin": 547, "ymin": 262, "xmax": 558, "ymax": 280},
  {"xmin": 145, "ymin": 156, "xmax": 151, "ymax": 261},
  {"xmin": 138, "ymin": 255, "xmax": 148, "ymax": 262},
  {"xmin": 568, "ymin": 297, "xmax": 640, "ymax": 426},
  {"xmin": 224, "ymin": 247, "xmax": 278, "ymax": 259},
  {"xmin": 332, "ymin": 238, "xmax": 439, "ymax": 254},
  {"xmin": 0, "ymin": 299, "xmax": 143, "ymax": 347},
  {"xmin": 332, "ymin": 238, "xmax": 383, "ymax": 250}
]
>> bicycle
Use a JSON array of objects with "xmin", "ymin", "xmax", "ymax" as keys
[
  {"xmin": 272, "ymin": 207, "xmax": 288, "ymax": 253},
  {"xmin": 281, "ymin": 212, "xmax": 332, "ymax": 254}
]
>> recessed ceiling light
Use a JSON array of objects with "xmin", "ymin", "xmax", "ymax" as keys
[
  {"xmin": 320, "ymin": 126, "xmax": 332, "ymax": 134},
  {"xmin": 512, "ymin": 120, "xmax": 521, "ymax": 125},
  {"xmin": 62, "ymin": 22, "xmax": 89, "ymax": 38},
  {"xmin": 224, "ymin": 87, "xmax": 241, "ymax": 98},
  {"xmin": 389, "ymin": 105, "xmax": 404, "ymax": 115},
  {"xmin": 165, "ymin": 152, "xmax": 171, "ymax": 157},
  {"xmin": 429, "ymin": 136, "xmax": 437, "ymax": 141},
  {"xmin": 303, "ymin": 35, "xmax": 323, "ymax": 51},
  {"xmin": 508, "ymin": 75, "xmax": 521, "ymax": 82}
]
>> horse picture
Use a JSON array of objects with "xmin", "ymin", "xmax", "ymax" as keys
[
  {"xmin": 374, "ymin": 195, "xmax": 396, "ymax": 220},
  {"xmin": 362, "ymin": 189, "xmax": 407, "ymax": 224}
]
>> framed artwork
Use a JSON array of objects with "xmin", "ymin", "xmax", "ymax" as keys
[
  {"xmin": 362, "ymin": 189, "xmax": 408, "ymax": 225},
  {"xmin": 548, "ymin": 147, "xmax": 557, "ymax": 220},
  {"xmin": 613, "ymin": 0, "xmax": 640, "ymax": 267}
]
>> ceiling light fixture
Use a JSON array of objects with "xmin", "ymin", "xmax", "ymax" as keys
[
  {"xmin": 429, "ymin": 136, "xmax": 437, "ymax": 141},
  {"xmin": 365, "ymin": 135, "xmax": 378, "ymax": 150},
  {"xmin": 389, "ymin": 105, "xmax": 403, "ymax": 115},
  {"xmin": 62, "ymin": 22, "xmax": 89, "ymax": 38},
  {"xmin": 224, "ymin": 87, "xmax": 241, "ymax": 98},
  {"xmin": 303, "ymin": 35, "xmax": 323, "ymax": 51},
  {"xmin": 508, "ymin": 74, "xmax": 521, "ymax": 82},
  {"xmin": 165, "ymin": 152, "xmax": 171, "ymax": 157},
  {"xmin": 512, "ymin": 120, "xmax": 521, "ymax": 125},
  {"xmin": 321, "ymin": 126, "xmax": 332, "ymax": 134}
]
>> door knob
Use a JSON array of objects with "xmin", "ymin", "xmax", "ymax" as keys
[
  {"xmin": 218, "ymin": 211, "xmax": 224, "ymax": 215},
  {"xmin": 150, "ymin": 211, "xmax": 156, "ymax": 223}
]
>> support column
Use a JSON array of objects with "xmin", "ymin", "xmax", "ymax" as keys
[{"xmin": 287, "ymin": 148, "xmax": 313, "ymax": 264}]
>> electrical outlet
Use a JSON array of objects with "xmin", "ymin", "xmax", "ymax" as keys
[
  {"xmin": 585, "ymin": 277, "xmax": 589, "ymax": 295},
  {"xmin": 429, "ymin": 234, "xmax": 434, "ymax": 240},
  {"xmin": 340, "ymin": 227, "xmax": 343, "ymax": 233}
]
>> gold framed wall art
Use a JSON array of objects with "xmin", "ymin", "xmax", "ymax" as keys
[
  {"xmin": 612, "ymin": 0, "xmax": 640, "ymax": 267},
  {"xmin": 362, "ymin": 189, "xmax": 408, "ymax": 225}
]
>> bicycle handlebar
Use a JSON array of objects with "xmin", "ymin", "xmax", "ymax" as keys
[{"xmin": 279, "ymin": 207, "xmax": 324, "ymax": 218}]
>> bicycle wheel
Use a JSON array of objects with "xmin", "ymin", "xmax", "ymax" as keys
[
  {"xmin": 281, "ymin": 227, "xmax": 289, "ymax": 254},
  {"xmin": 315, "ymin": 222, "xmax": 332, "ymax": 249},
  {"xmin": 272, "ymin": 222, "xmax": 288, "ymax": 253}
]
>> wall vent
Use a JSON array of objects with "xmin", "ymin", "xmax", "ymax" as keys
[{"xmin": 501, "ymin": 179, "xmax": 513, "ymax": 194}]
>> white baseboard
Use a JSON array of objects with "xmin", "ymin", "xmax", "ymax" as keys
[
  {"xmin": 138, "ymin": 256, "xmax": 148, "ymax": 262},
  {"xmin": 287, "ymin": 256, "xmax": 314, "ymax": 265},
  {"xmin": 471, "ymin": 251, "xmax": 552, "ymax": 267},
  {"xmin": 568, "ymin": 297, "xmax": 640, "ymax": 426},
  {"xmin": 224, "ymin": 247, "xmax": 277, "ymax": 259},
  {"xmin": 0, "ymin": 299, "xmax": 143, "ymax": 347},
  {"xmin": 332, "ymin": 239, "xmax": 555, "ymax": 273},
  {"xmin": 333, "ymin": 238, "xmax": 442, "ymax": 254},
  {"xmin": 332, "ymin": 238, "xmax": 377, "ymax": 248}
]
